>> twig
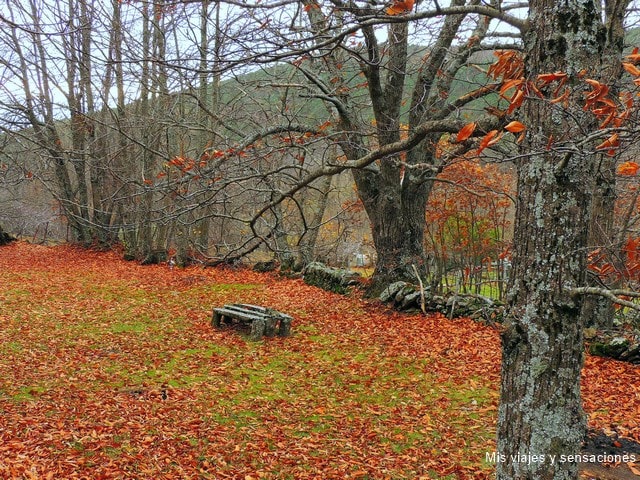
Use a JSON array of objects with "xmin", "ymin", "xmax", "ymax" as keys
[{"xmin": 412, "ymin": 264, "xmax": 426, "ymax": 315}]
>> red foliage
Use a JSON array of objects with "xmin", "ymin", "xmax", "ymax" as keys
[
  {"xmin": 618, "ymin": 161, "xmax": 640, "ymax": 176},
  {"xmin": 425, "ymin": 159, "xmax": 514, "ymax": 293},
  {"xmin": 485, "ymin": 49, "xmax": 640, "ymax": 155}
]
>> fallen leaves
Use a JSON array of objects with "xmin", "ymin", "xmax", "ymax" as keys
[{"xmin": 0, "ymin": 242, "xmax": 638, "ymax": 478}]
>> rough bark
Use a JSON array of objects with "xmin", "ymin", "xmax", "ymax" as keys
[
  {"xmin": 580, "ymin": 0, "xmax": 630, "ymax": 331},
  {"xmin": 356, "ymin": 170, "xmax": 431, "ymax": 295},
  {"xmin": 498, "ymin": 157, "xmax": 591, "ymax": 479},
  {"xmin": 582, "ymin": 173, "xmax": 618, "ymax": 330},
  {"xmin": 497, "ymin": 0, "xmax": 628, "ymax": 478}
]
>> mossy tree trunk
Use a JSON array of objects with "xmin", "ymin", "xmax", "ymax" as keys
[{"xmin": 497, "ymin": 1, "xmax": 630, "ymax": 478}]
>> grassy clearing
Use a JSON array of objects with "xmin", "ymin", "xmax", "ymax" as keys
[{"xmin": 2, "ymin": 242, "xmax": 637, "ymax": 478}]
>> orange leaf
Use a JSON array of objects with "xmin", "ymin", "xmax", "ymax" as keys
[
  {"xmin": 598, "ymin": 110, "xmax": 616, "ymax": 129},
  {"xmin": 595, "ymin": 133, "xmax": 619, "ymax": 151},
  {"xmin": 499, "ymin": 78, "xmax": 523, "ymax": 96},
  {"xmin": 537, "ymin": 72, "xmax": 567, "ymax": 84},
  {"xmin": 546, "ymin": 134, "xmax": 554, "ymax": 151},
  {"xmin": 623, "ymin": 62, "xmax": 640, "ymax": 76},
  {"xmin": 477, "ymin": 130, "xmax": 501, "ymax": 155},
  {"xmin": 613, "ymin": 109, "xmax": 631, "ymax": 128},
  {"xmin": 584, "ymin": 78, "xmax": 603, "ymax": 89},
  {"xmin": 618, "ymin": 161, "xmax": 640, "ymax": 176},
  {"xmin": 625, "ymin": 47, "xmax": 640, "ymax": 63},
  {"xmin": 504, "ymin": 121, "xmax": 526, "ymax": 133},
  {"xmin": 386, "ymin": 0, "xmax": 414, "ymax": 15},
  {"xmin": 486, "ymin": 131, "xmax": 503, "ymax": 147},
  {"xmin": 506, "ymin": 89, "xmax": 525, "ymax": 114},
  {"xmin": 456, "ymin": 122, "xmax": 477, "ymax": 142},
  {"xmin": 550, "ymin": 88, "xmax": 570, "ymax": 105}
]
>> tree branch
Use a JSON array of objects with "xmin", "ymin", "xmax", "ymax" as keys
[{"xmin": 570, "ymin": 286, "xmax": 640, "ymax": 311}]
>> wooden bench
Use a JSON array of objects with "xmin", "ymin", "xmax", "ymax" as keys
[{"xmin": 211, "ymin": 304, "xmax": 292, "ymax": 341}]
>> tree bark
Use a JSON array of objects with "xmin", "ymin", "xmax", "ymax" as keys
[
  {"xmin": 498, "ymin": 158, "xmax": 591, "ymax": 479},
  {"xmin": 497, "ymin": 0, "xmax": 628, "ymax": 478},
  {"xmin": 581, "ymin": 174, "xmax": 617, "ymax": 330},
  {"xmin": 580, "ymin": 0, "xmax": 629, "ymax": 331},
  {"xmin": 354, "ymin": 163, "xmax": 431, "ymax": 293}
]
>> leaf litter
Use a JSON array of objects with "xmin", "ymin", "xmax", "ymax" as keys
[{"xmin": 0, "ymin": 242, "xmax": 638, "ymax": 479}]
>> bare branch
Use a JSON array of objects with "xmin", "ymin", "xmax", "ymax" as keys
[{"xmin": 570, "ymin": 286, "xmax": 640, "ymax": 311}]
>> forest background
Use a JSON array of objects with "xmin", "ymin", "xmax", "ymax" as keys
[{"xmin": 3, "ymin": 0, "xmax": 640, "ymax": 478}]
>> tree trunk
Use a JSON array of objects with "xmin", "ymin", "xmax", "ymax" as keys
[
  {"xmin": 580, "ymin": 0, "xmax": 629, "ymax": 331},
  {"xmin": 355, "ymin": 163, "xmax": 430, "ymax": 294},
  {"xmin": 497, "ymin": 0, "xmax": 627, "ymax": 478},
  {"xmin": 297, "ymin": 174, "xmax": 333, "ymax": 269},
  {"xmin": 498, "ymin": 159, "xmax": 591, "ymax": 479},
  {"xmin": 582, "ymin": 173, "xmax": 617, "ymax": 330}
]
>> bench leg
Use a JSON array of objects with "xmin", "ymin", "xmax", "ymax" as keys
[
  {"xmin": 249, "ymin": 318, "xmax": 266, "ymax": 341},
  {"xmin": 278, "ymin": 318, "xmax": 291, "ymax": 337},
  {"xmin": 212, "ymin": 311, "xmax": 222, "ymax": 328},
  {"xmin": 264, "ymin": 317, "xmax": 276, "ymax": 337}
]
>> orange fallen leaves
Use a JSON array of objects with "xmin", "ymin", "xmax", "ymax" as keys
[{"xmin": 0, "ymin": 242, "xmax": 637, "ymax": 478}]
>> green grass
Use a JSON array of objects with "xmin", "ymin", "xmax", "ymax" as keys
[{"xmin": 0, "ymin": 248, "xmax": 499, "ymax": 478}]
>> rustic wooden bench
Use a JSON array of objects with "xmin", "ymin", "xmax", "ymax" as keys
[{"xmin": 211, "ymin": 303, "xmax": 292, "ymax": 341}]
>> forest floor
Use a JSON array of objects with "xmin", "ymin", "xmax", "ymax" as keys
[{"xmin": 0, "ymin": 241, "xmax": 638, "ymax": 479}]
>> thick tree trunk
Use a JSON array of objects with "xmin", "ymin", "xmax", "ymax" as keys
[
  {"xmin": 356, "ymin": 164, "xmax": 431, "ymax": 294},
  {"xmin": 498, "ymin": 159, "xmax": 591, "ymax": 479},
  {"xmin": 580, "ymin": 0, "xmax": 629, "ymax": 331},
  {"xmin": 370, "ymin": 210, "xmax": 426, "ymax": 287},
  {"xmin": 497, "ymin": 0, "xmax": 627, "ymax": 478}
]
